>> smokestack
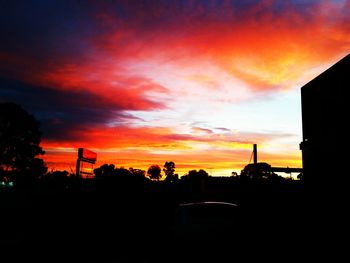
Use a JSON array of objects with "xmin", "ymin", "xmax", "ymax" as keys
[{"xmin": 253, "ymin": 144, "xmax": 257, "ymax": 165}]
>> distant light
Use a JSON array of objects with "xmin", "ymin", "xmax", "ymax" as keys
[{"xmin": 9, "ymin": 182, "xmax": 14, "ymax": 187}]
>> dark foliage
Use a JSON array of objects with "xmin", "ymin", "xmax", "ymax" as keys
[
  {"xmin": 93, "ymin": 163, "xmax": 116, "ymax": 178},
  {"xmin": 240, "ymin": 162, "xmax": 282, "ymax": 180},
  {"xmin": 147, "ymin": 164, "xmax": 162, "ymax": 181},
  {"xmin": 163, "ymin": 161, "xmax": 178, "ymax": 183},
  {"xmin": 0, "ymin": 102, "xmax": 47, "ymax": 186}
]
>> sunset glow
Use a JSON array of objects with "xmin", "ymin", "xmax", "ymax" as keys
[{"xmin": 1, "ymin": 0, "xmax": 350, "ymax": 176}]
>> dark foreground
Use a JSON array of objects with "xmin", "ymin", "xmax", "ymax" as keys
[{"xmin": 0, "ymin": 179, "xmax": 345, "ymax": 262}]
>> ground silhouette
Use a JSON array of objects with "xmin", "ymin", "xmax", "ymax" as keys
[
  {"xmin": 0, "ymin": 102, "xmax": 342, "ymax": 262},
  {"xmin": 1, "ymin": 165, "xmax": 310, "ymax": 262}
]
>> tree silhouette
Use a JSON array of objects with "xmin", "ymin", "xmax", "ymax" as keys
[
  {"xmin": 163, "ymin": 161, "xmax": 177, "ymax": 183},
  {"xmin": 42, "ymin": 170, "xmax": 70, "ymax": 190},
  {"xmin": 147, "ymin": 165, "xmax": 162, "ymax": 181},
  {"xmin": 94, "ymin": 164, "xmax": 116, "ymax": 178},
  {"xmin": 231, "ymin": 171, "xmax": 238, "ymax": 177},
  {"xmin": 181, "ymin": 169, "xmax": 209, "ymax": 195},
  {"xmin": 129, "ymin": 167, "xmax": 146, "ymax": 178},
  {"xmin": 186, "ymin": 169, "xmax": 209, "ymax": 181},
  {"xmin": 0, "ymin": 102, "xmax": 47, "ymax": 185},
  {"xmin": 240, "ymin": 162, "xmax": 273, "ymax": 180}
]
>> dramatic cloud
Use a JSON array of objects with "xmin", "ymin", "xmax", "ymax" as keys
[
  {"xmin": 0, "ymin": 77, "xmax": 161, "ymax": 140},
  {"xmin": 1, "ymin": 0, "xmax": 349, "ymax": 175}
]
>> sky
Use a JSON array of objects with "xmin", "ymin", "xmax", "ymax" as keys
[{"xmin": 1, "ymin": 0, "xmax": 349, "ymax": 177}]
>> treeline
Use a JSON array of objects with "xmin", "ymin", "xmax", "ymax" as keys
[
  {"xmin": 17, "ymin": 161, "xmax": 303, "ymax": 210},
  {"xmin": 0, "ymin": 102, "xmax": 302, "ymax": 194}
]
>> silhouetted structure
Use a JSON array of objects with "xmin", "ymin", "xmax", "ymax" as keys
[
  {"xmin": 244, "ymin": 144, "xmax": 302, "ymax": 179},
  {"xmin": 300, "ymin": 54, "xmax": 349, "ymax": 188},
  {"xmin": 76, "ymin": 148, "xmax": 97, "ymax": 178}
]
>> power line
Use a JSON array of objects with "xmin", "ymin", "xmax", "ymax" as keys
[{"xmin": 248, "ymin": 149, "xmax": 253, "ymax": 164}]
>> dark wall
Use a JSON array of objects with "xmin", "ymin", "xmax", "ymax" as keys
[{"xmin": 301, "ymin": 54, "xmax": 349, "ymax": 188}]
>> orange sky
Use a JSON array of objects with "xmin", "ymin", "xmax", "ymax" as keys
[{"xmin": 1, "ymin": 0, "xmax": 350, "ymax": 176}]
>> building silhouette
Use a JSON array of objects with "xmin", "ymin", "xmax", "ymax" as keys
[{"xmin": 300, "ymin": 53, "xmax": 349, "ymax": 188}]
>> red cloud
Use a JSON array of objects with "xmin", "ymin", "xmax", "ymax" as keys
[
  {"xmin": 30, "ymin": 60, "xmax": 169, "ymax": 110},
  {"xmin": 2, "ymin": 1, "xmax": 344, "ymax": 174},
  {"xmin": 3, "ymin": 0, "xmax": 350, "ymax": 102},
  {"xmin": 42, "ymin": 124, "xmax": 294, "ymax": 150}
]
